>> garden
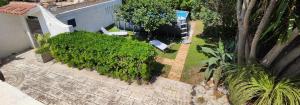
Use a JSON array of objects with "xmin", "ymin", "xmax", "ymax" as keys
[{"xmin": 35, "ymin": 0, "xmax": 300, "ymax": 104}]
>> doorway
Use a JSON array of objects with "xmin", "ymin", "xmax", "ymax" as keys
[
  {"xmin": 26, "ymin": 16, "xmax": 43, "ymax": 47},
  {"xmin": 26, "ymin": 16, "xmax": 43, "ymax": 35}
]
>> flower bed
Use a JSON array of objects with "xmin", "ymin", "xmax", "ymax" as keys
[{"xmin": 49, "ymin": 31, "xmax": 156, "ymax": 82}]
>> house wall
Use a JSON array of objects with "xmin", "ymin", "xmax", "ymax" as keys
[
  {"xmin": 31, "ymin": 6, "xmax": 74, "ymax": 37},
  {"xmin": 0, "ymin": 14, "xmax": 32, "ymax": 58},
  {"xmin": 55, "ymin": 0, "xmax": 122, "ymax": 32}
]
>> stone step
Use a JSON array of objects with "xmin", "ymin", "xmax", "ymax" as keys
[
  {"xmin": 181, "ymin": 32, "xmax": 188, "ymax": 34},
  {"xmin": 180, "ymin": 27, "xmax": 187, "ymax": 30}
]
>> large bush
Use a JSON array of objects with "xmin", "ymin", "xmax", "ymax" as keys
[{"xmin": 49, "ymin": 31, "xmax": 157, "ymax": 82}]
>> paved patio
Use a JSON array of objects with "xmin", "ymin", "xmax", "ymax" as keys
[{"xmin": 0, "ymin": 50, "xmax": 193, "ymax": 105}]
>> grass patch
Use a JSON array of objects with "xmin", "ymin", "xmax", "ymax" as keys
[
  {"xmin": 108, "ymin": 26, "xmax": 180, "ymax": 59},
  {"xmin": 107, "ymin": 26, "xmax": 135, "ymax": 36},
  {"xmin": 184, "ymin": 36, "xmax": 207, "ymax": 71},
  {"xmin": 155, "ymin": 43, "xmax": 181, "ymax": 59},
  {"xmin": 181, "ymin": 20, "xmax": 208, "ymax": 84},
  {"xmin": 192, "ymin": 20, "xmax": 205, "ymax": 36}
]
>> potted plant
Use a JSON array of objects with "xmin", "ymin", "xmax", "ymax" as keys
[{"xmin": 34, "ymin": 33, "xmax": 53, "ymax": 63}]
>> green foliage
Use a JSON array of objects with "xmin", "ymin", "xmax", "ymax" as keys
[
  {"xmin": 49, "ymin": 31, "xmax": 157, "ymax": 82},
  {"xmin": 116, "ymin": 0, "xmax": 176, "ymax": 33},
  {"xmin": 166, "ymin": 0, "xmax": 201, "ymax": 18},
  {"xmin": 200, "ymin": 40, "xmax": 232, "ymax": 81},
  {"xmin": 226, "ymin": 65, "xmax": 300, "ymax": 105},
  {"xmin": 260, "ymin": 0, "xmax": 299, "ymax": 44},
  {"xmin": 190, "ymin": 0, "xmax": 201, "ymax": 20},
  {"xmin": 191, "ymin": 0, "xmax": 236, "ymax": 25},
  {"xmin": 193, "ymin": 0, "xmax": 237, "ymax": 48},
  {"xmin": 166, "ymin": 0, "xmax": 195, "ymax": 11},
  {"xmin": 0, "ymin": 0, "xmax": 8, "ymax": 6},
  {"xmin": 35, "ymin": 33, "xmax": 51, "ymax": 54},
  {"xmin": 196, "ymin": 7, "xmax": 221, "ymax": 27}
]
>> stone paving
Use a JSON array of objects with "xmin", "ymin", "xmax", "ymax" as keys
[
  {"xmin": 0, "ymin": 46, "xmax": 230, "ymax": 105},
  {"xmin": 1, "ymin": 50, "xmax": 193, "ymax": 105},
  {"xmin": 192, "ymin": 82, "xmax": 229, "ymax": 105},
  {"xmin": 0, "ymin": 81, "xmax": 44, "ymax": 105}
]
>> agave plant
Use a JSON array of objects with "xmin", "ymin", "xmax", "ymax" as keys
[
  {"xmin": 200, "ymin": 40, "xmax": 232, "ymax": 83},
  {"xmin": 34, "ymin": 33, "xmax": 51, "ymax": 54},
  {"xmin": 226, "ymin": 65, "xmax": 300, "ymax": 105}
]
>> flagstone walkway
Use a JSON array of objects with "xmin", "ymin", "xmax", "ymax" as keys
[
  {"xmin": 156, "ymin": 21, "xmax": 195, "ymax": 81},
  {"xmin": 0, "ymin": 47, "xmax": 229, "ymax": 105},
  {"xmin": 1, "ymin": 50, "xmax": 193, "ymax": 105}
]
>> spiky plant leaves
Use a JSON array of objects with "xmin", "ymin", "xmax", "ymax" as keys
[
  {"xmin": 226, "ymin": 65, "xmax": 300, "ymax": 105},
  {"xmin": 201, "ymin": 46, "xmax": 218, "ymax": 57},
  {"xmin": 35, "ymin": 33, "xmax": 51, "ymax": 54}
]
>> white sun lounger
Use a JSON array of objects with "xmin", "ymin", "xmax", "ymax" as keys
[
  {"xmin": 101, "ymin": 27, "xmax": 128, "ymax": 36},
  {"xmin": 150, "ymin": 40, "xmax": 168, "ymax": 51}
]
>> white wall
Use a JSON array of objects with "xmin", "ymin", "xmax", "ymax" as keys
[
  {"xmin": 31, "ymin": 6, "xmax": 74, "ymax": 37},
  {"xmin": 0, "ymin": 14, "xmax": 32, "ymax": 58},
  {"xmin": 55, "ymin": 0, "xmax": 122, "ymax": 32}
]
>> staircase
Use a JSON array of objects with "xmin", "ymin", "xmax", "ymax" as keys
[{"xmin": 177, "ymin": 19, "xmax": 188, "ymax": 36}]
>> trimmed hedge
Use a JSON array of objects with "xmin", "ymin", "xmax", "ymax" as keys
[{"xmin": 49, "ymin": 31, "xmax": 157, "ymax": 82}]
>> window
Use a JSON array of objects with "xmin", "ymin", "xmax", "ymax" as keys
[{"xmin": 67, "ymin": 18, "xmax": 76, "ymax": 27}]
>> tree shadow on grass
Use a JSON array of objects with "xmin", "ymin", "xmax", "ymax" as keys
[
  {"xmin": 165, "ymin": 48, "xmax": 177, "ymax": 53},
  {"xmin": 149, "ymin": 62, "xmax": 166, "ymax": 83},
  {"xmin": 196, "ymin": 45, "xmax": 203, "ymax": 53}
]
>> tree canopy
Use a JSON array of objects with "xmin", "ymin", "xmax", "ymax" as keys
[{"xmin": 115, "ymin": 0, "xmax": 176, "ymax": 33}]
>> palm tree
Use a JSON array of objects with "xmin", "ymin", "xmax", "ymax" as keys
[{"xmin": 236, "ymin": 0, "xmax": 299, "ymax": 69}]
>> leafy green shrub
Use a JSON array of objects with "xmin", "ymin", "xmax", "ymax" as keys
[
  {"xmin": 116, "ymin": 0, "xmax": 175, "ymax": 33},
  {"xmin": 226, "ymin": 65, "xmax": 300, "ymax": 105},
  {"xmin": 197, "ymin": 7, "xmax": 221, "ymax": 27},
  {"xmin": 49, "ymin": 31, "xmax": 157, "ymax": 82},
  {"xmin": 35, "ymin": 33, "xmax": 50, "ymax": 54},
  {"xmin": 0, "ymin": 0, "xmax": 8, "ymax": 6}
]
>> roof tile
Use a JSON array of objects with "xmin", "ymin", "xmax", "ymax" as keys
[{"xmin": 0, "ymin": 2, "xmax": 37, "ymax": 15}]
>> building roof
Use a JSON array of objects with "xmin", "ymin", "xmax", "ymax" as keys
[{"xmin": 0, "ymin": 2, "xmax": 37, "ymax": 15}]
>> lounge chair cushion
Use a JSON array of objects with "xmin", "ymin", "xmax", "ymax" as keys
[
  {"xmin": 150, "ymin": 40, "xmax": 168, "ymax": 51},
  {"xmin": 100, "ymin": 27, "xmax": 128, "ymax": 36}
]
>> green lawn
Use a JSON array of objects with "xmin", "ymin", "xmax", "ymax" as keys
[
  {"xmin": 184, "ymin": 36, "xmax": 207, "ymax": 71},
  {"xmin": 181, "ymin": 20, "xmax": 208, "ymax": 84},
  {"xmin": 155, "ymin": 43, "xmax": 181, "ymax": 59}
]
